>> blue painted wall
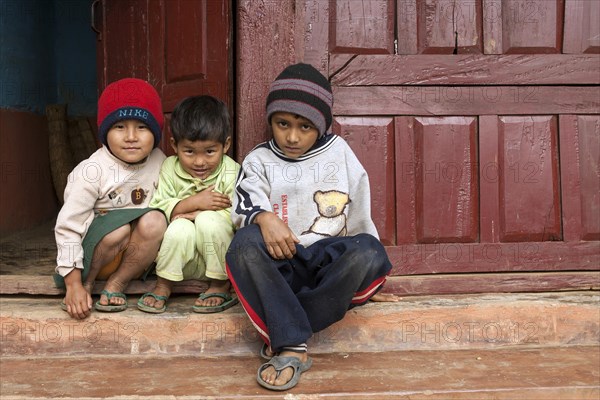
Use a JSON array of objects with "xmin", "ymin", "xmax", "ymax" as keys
[{"xmin": 0, "ymin": 0, "xmax": 97, "ymax": 116}]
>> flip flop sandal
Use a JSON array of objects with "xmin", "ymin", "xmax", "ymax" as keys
[
  {"xmin": 94, "ymin": 290, "xmax": 128, "ymax": 312},
  {"xmin": 137, "ymin": 292, "xmax": 168, "ymax": 314},
  {"xmin": 260, "ymin": 343, "xmax": 275, "ymax": 360},
  {"xmin": 257, "ymin": 355, "xmax": 313, "ymax": 391},
  {"xmin": 192, "ymin": 292, "xmax": 239, "ymax": 313}
]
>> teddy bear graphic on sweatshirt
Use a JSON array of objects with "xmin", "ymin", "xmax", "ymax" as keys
[{"xmin": 302, "ymin": 190, "xmax": 351, "ymax": 237}]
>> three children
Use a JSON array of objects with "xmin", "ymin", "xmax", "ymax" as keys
[{"xmin": 55, "ymin": 64, "xmax": 393, "ymax": 392}]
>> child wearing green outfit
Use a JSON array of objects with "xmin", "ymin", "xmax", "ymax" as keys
[{"xmin": 138, "ymin": 95, "xmax": 240, "ymax": 313}]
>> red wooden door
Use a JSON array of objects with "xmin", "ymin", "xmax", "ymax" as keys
[
  {"xmin": 297, "ymin": 0, "xmax": 599, "ymax": 294},
  {"xmin": 94, "ymin": 0, "xmax": 232, "ymax": 155}
]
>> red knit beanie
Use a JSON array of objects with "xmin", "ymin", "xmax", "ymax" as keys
[{"xmin": 97, "ymin": 78, "xmax": 164, "ymax": 148}]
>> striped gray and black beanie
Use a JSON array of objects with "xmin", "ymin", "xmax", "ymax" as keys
[{"xmin": 266, "ymin": 63, "xmax": 333, "ymax": 137}]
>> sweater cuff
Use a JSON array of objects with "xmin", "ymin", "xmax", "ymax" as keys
[{"xmin": 56, "ymin": 265, "xmax": 81, "ymax": 277}]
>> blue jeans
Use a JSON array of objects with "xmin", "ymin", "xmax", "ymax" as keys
[{"xmin": 225, "ymin": 224, "xmax": 392, "ymax": 352}]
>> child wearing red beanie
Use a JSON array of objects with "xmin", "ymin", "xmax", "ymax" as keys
[{"xmin": 54, "ymin": 78, "xmax": 167, "ymax": 319}]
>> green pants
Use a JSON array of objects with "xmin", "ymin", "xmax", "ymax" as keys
[{"xmin": 155, "ymin": 210, "xmax": 234, "ymax": 282}]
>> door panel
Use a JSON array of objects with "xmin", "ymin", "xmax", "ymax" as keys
[
  {"xmin": 99, "ymin": 0, "xmax": 153, "ymax": 85},
  {"xmin": 397, "ymin": 0, "xmax": 482, "ymax": 54},
  {"xmin": 481, "ymin": 115, "xmax": 565, "ymax": 244},
  {"xmin": 160, "ymin": 0, "xmax": 230, "ymax": 111},
  {"xmin": 164, "ymin": 2, "xmax": 207, "ymax": 82},
  {"xmin": 329, "ymin": 0, "xmax": 394, "ymax": 54},
  {"xmin": 563, "ymin": 0, "xmax": 600, "ymax": 53},
  {"xmin": 496, "ymin": 116, "xmax": 561, "ymax": 242},
  {"xmin": 560, "ymin": 115, "xmax": 600, "ymax": 241},
  {"xmin": 397, "ymin": 116, "xmax": 478, "ymax": 246},
  {"xmin": 96, "ymin": 0, "xmax": 232, "ymax": 155},
  {"xmin": 483, "ymin": 0, "xmax": 564, "ymax": 54},
  {"xmin": 576, "ymin": 117, "xmax": 600, "ymax": 240},
  {"xmin": 416, "ymin": 117, "xmax": 478, "ymax": 243}
]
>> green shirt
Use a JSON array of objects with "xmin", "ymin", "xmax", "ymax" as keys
[{"xmin": 150, "ymin": 154, "xmax": 240, "ymax": 222}]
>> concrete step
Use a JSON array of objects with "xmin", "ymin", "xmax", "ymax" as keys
[
  {"xmin": 1, "ymin": 292, "xmax": 598, "ymax": 357},
  {"xmin": 1, "ymin": 346, "xmax": 598, "ymax": 399}
]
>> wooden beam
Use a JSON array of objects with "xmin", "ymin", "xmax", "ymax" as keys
[
  {"xmin": 331, "ymin": 55, "xmax": 600, "ymax": 85},
  {"xmin": 334, "ymin": 86, "xmax": 600, "ymax": 116},
  {"xmin": 0, "ymin": 276, "xmax": 207, "ymax": 296},
  {"xmin": 386, "ymin": 241, "xmax": 600, "ymax": 275},
  {"xmin": 381, "ymin": 272, "xmax": 600, "ymax": 296},
  {"xmin": 2, "ymin": 271, "xmax": 598, "ymax": 297}
]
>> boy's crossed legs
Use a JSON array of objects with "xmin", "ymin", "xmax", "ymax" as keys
[{"xmin": 226, "ymin": 225, "xmax": 392, "ymax": 390}]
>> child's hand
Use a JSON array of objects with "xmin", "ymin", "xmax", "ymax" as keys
[
  {"xmin": 192, "ymin": 185, "xmax": 232, "ymax": 211},
  {"xmin": 255, "ymin": 212, "xmax": 300, "ymax": 259},
  {"xmin": 63, "ymin": 270, "xmax": 93, "ymax": 319}
]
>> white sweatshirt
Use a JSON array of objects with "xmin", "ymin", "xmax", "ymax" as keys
[
  {"xmin": 55, "ymin": 146, "xmax": 165, "ymax": 276},
  {"xmin": 232, "ymin": 134, "xmax": 378, "ymax": 247}
]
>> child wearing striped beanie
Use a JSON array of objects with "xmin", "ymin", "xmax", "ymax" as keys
[{"xmin": 226, "ymin": 63, "xmax": 393, "ymax": 391}]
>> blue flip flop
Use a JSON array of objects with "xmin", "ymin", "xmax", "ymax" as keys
[
  {"xmin": 137, "ymin": 292, "xmax": 168, "ymax": 314},
  {"xmin": 257, "ymin": 355, "xmax": 313, "ymax": 391}
]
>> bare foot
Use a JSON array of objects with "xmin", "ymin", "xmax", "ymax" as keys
[
  {"xmin": 370, "ymin": 293, "xmax": 401, "ymax": 302},
  {"xmin": 194, "ymin": 279, "xmax": 231, "ymax": 308},
  {"xmin": 260, "ymin": 350, "xmax": 309, "ymax": 387}
]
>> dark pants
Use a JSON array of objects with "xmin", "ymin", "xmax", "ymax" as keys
[{"xmin": 225, "ymin": 224, "xmax": 392, "ymax": 352}]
